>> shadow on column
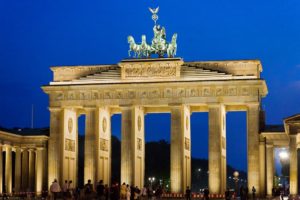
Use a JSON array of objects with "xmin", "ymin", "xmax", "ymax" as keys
[{"xmin": 2, "ymin": 151, "xmax": 5, "ymax": 193}]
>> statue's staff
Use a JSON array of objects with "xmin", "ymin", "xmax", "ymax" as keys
[{"xmin": 149, "ymin": 7, "xmax": 159, "ymax": 25}]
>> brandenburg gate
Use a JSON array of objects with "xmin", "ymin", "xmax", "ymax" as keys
[
  {"xmin": 42, "ymin": 57, "xmax": 268, "ymax": 195},
  {"xmin": 41, "ymin": 5, "xmax": 273, "ymax": 196}
]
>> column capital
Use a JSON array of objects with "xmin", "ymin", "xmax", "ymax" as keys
[
  {"xmin": 247, "ymin": 103, "xmax": 260, "ymax": 109},
  {"xmin": 119, "ymin": 104, "xmax": 133, "ymax": 108},
  {"xmin": 36, "ymin": 147, "xmax": 45, "ymax": 151},
  {"xmin": 84, "ymin": 106, "xmax": 97, "ymax": 111},
  {"xmin": 27, "ymin": 148, "xmax": 36, "ymax": 152},
  {"xmin": 168, "ymin": 103, "xmax": 182, "ymax": 107}
]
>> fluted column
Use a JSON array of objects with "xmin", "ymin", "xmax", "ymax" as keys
[
  {"xmin": 28, "ymin": 149, "xmax": 35, "ymax": 191},
  {"xmin": 170, "ymin": 105, "xmax": 191, "ymax": 193},
  {"xmin": 266, "ymin": 144, "xmax": 274, "ymax": 196},
  {"xmin": 61, "ymin": 108, "xmax": 77, "ymax": 186},
  {"xmin": 14, "ymin": 147, "xmax": 22, "ymax": 192},
  {"xmin": 84, "ymin": 107, "xmax": 96, "ymax": 184},
  {"xmin": 5, "ymin": 145, "xmax": 12, "ymax": 194},
  {"xmin": 21, "ymin": 149, "xmax": 29, "ymax": 190},
  {"xmin": 96, "ymin": 107, "xmax": 112, "ymax": 186},
  {"xmin": 121, "ymin": 107, "xmax": 134, "ymax": 185},
  {"xmin": 121, "ymin": 106, "xmax": 145, "ymax": 188},
  {"xmin": 247, "ymin": 104, "xmax": 260, "ymax": 195},
  {"xmin": 290, "ymin": 135, "xmax": 297, "ymax": 195},
  {"xmin": 48, "ymin": 108, "xmax": 62, "ymax": 188},
  {"xmin": 0, "ymin": 144, "xmax": 3, "ymax": 194},
  {"xmin": 208, "ymin": 104, "xmax": 226, "ymax": 194},
  {"xmin": 35, "ymin": 148, "xmax": 44, "ymax": 195}
]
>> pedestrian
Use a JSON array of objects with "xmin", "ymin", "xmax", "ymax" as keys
[
  {"xmin": 84, "ymin": 179, "xmax": 93, "ymax": 200},
  {"xmin": 185, "ymin": 186, "xmax": 191, "ymax": 200},
  {"xmin": 141, "ymin": 185, "xmax": 147, "ymax": 200},
  {"xmin": 97, "ymin": 180, "xmax": 105, "ymax": 200},
  {"xmin": 104, "ymin": 184, "xmax": 110, "ymax": 200},
  {"xmin": 67, "ymin": 180, "xmax": 73, "ymax": 199},
  {"xmin": 130, "ymin": 185, "xmax": 135, "ymax": 200},
  {"xmin": 121, "ymin": 182, "xmax": 127, "ymax": 199},
  {"xmin": 225, "ymin": 188, "xmax": 230, "ymax": 200},
  {"xmin": 50, "ymin": 179, "xmax": 61, "ymax": 200},
  {"xmin": 126, "ymin": 184, "xmax": 131, "ymax": 200},
  {"xmin": 62, "ymin": 180, "xmax": 68, "ymax": 199},
  {"xmin": 251, "ymin": 186, "xmax": 256, "ymax": 200},
  {"xmin": 204, "ymin": 188, "xmax": 209, "ymax": 200}
]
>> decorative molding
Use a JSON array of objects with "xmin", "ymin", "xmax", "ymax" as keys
[{"xmin": 50, "ymin": 85, "xmax": 260, "ymax": 102}]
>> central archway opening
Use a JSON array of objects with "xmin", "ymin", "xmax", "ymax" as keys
[{"xmin": 145, "ymin": 113, "xmax": 171, "ymax": 190}]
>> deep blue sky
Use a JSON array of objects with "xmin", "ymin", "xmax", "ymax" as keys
[{"xmin": 1, "ymin": 0, "xmax": 300, "ymax": 172}]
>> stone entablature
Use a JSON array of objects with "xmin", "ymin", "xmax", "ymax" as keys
[
  {"xmin": 119, "ymin": 58, "xmax": 183, "ymax": 79},
  {"xmin": 43, "ymin": 80, "xmax": 267, "ymax": 108},
  {"xmin": 0, "ymin": 130, "xmax": 48, "ymax": 148}
]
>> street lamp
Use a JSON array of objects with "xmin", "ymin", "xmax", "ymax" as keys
[
  {"xmin": 279, "ymin": 149, "xmax": 289, "ymax": 160},
  {"xmin": 233, "ymin": 171, "xmax": 239, "ymax": 196},
  {"xmin": 148, "ymin": 177, "xmax": 155, "ymax": 186}
]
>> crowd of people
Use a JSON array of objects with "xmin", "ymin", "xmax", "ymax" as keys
[{"xmin": 49, "ymin": 179, "xmax": 166, "ymax": 200}]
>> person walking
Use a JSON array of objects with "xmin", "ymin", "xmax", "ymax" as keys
[
  {"xmin": 97, "ymin": 180, "xmax": 105, "ymax": 200},
  {"xmin": 141, "ymin": 186, "xmax": 147, "ymax": 200},
  {"xmin": 62, "ymin": 180, "xmax": 69, "ymax": 199},
  {"xmin": 185, "ymin": 186, "xmax": 191, "ymax": 200},
  {"xmin": 50, "ymin": 179, "xmax": 61, "ymax": 200},
  {"xmin": 251, "ymin": 186, "xmax": 256, "ymax": 200},
  {"xmin": 120, "ymin": 182, "xmax": 127, "ymax": 199},
  {"xmin": 126, "ymin": 184, "xmax": 131, "ymax": 200},
  {"xmin": 225, "ymin": 188, "xmax": 230, "ymax": 200},
  {"xmin": 84, "ymin": 179, "xmax": 94, "ymax": 200},
  {"xmin": 204, "ymin": 188, "xmax": 209, "ymax": 200},
  {"xmin": 104, "ymin": 184, "xmax": 110, "ymax": 200}
]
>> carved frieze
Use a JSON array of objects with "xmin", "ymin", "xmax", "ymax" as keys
[
  {"xmin": 51, "ymin": 85, "xmax": 259, "ymax": 102},
  {"xmin": 124, "ymin": 65, "xmax": 177, "ymax": 78}
]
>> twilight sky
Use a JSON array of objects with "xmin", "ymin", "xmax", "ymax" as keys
[{"xmin": 0, "ymin": 0, "xmax": 300, "ymax": 172}]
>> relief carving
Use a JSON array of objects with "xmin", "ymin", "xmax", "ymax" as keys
[
  {"xmin": 185, "ymin": 137, "xmax": 190, "ymax": 151},
  {"xmin": 65, "ymin": 139, "xmax": 75, "ymax": 152},
  {"xmin": 100, "ymin": 138, "xmax": 109, "ymax": 152},
  {"xmin": 137, "ymin": 138, "xmax": 142, "ymax": 151}
]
